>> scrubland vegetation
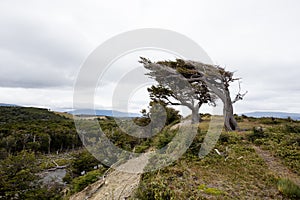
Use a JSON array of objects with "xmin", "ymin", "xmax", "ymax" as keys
[
  {"xmin": 0, "ymin": 106, "xmax": 299, "ymax": 199},
  {"xmin": 132, "ymin": 115, "xmax": 300, "ymax": 199}
]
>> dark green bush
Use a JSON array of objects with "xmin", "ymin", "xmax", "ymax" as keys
[
  {"xmin": 71, "ymin": 169, "xmax": 104, "ymax": 193},
  {"xmin": 247, "ymin": 127, "xmax": 268, "ymax": 142},
  {"xmin": 134, "ymin": 176, "xmax": 174, "ymax": 200},
  {"xmin": 259, "ymin": 117, "xmax": 281, "ymax": 124},
  {"xmin": 134, "ymin": 144, "xmax": 149, "ymax": 153},
  {"xmin": 284, "ymin": 124, "xmax": 300, "ymax": 133},
  {"xmin": 71, "ymin": 150, "xmax": 101, "ymax": 176}
]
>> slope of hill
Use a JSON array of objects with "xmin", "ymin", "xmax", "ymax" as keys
[
  {"xmin": 0, "ymin": 106, "xmax": 64, "ymax": 122},
  {"xmin": 1, "ymin": 106, "xmax": 299, "ymax": 199},
  {"xmin": 0, "ymin": 106, "xmax": 82, "ymax": 155},
  {"xmin": 70, "ymin": 116, "xmax": 300, "ymax": 199}
]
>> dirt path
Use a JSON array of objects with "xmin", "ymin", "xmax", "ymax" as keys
[
  {"xmin": 252, "ymin": 145, "xmax": 300, "ymax": 186},
  {"xmin": 70, "ymin": 120, "xmax": 192, "ymax": 200},
  {"xmin": 70, "ymin": 152, "xmax": 152, "ymax": 200}
]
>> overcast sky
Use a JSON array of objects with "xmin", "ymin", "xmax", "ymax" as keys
[{"xmin": 0, "ymin": 0, "xmax": 300, "ymax": 114}]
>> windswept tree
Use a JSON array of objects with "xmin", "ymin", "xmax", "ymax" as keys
[
  {"xmin": 140, "ymin": 58, "xmax": 246, "ymax": 131},
  {"xmin": 183, "ymin": 60, "xmax": 247, "ymax": 131},
  {"xmin": 140, "ymin": 58, "xmax": 216, "ymax": 124}
]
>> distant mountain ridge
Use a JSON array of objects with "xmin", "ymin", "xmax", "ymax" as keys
[
  {"xmin": 0, "ymin": 104, "xmax": 140, "ymax": 117},
  {"xmin": 242, "ymin": 111, "xmax": 300, "ymax": 120},
  {"xmin": 0, "ymin": 103, "xmax": 19, "ymax": 107},
  {"xmin": 68, "ymin": 109, "xmax": 141, "ymax": 117},
  {"xmin": 1, "ymin": 103, "xmax": 299, "ymax": 120}
]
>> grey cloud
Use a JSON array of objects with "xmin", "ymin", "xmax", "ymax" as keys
[
  {"xmin": 0, "ymin": 4, "xmax": 90, "ymax": 88},
  {"xmin": 0, "ymin": 0, "xmax": 299, "ymax": 113},
  {"xmin": 0, "ymin": 19, "xmax": 86, "ymax": 68}
]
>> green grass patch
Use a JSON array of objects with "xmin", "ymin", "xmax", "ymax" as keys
[
  {"xmin": 198, "ymin": 184, "xmax": 224, "ymax": 195},
  {"xmin": 277, "ymin": 178, "xmax": 300, "ymax": 199}
]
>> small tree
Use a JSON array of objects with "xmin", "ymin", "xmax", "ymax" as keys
[
  {"xmin": 135, "ymin": 101, "xmax": 181, "ymax": 136},
  {"xmin": 141, "ymin": 58, "xmax": 216, "ymax": 124},
  {"xmin": 148, "ymin": 100, "xmax": 181, "ymax": 126}
]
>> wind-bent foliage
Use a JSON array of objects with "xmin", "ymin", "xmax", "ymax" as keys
[
  {"xmin": 140, "ymin": 57, "xmax": 246, "ymax": 130},
  {"xmin": 141, "ymin": 58, "xmax": 216, "ymax": 124}
]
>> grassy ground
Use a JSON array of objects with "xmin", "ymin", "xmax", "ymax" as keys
[{"xmin": 132, "ymin": 116, "xmax": 300, "ymax": 199}]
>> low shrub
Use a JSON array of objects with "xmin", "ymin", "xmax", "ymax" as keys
[
  {"xmin": 277, "ymin": 178, "xmax": 300, "ymax": 199},
  {"xmin": 247, "ymin": 127, "xmax": 268, "ymax": 142},
  {"xmin": 284, "ymin": 124, "xmax": 300, "ymax": 133},
  {"xmin": 259, "ymin": 117, "xmax": 281, "ymax": 125},
  {"xmin": 134, "ymin": 177, "xmax": 174, "ymax": 200},
  {"xmin": 71, "ymin": 169, "xmax": 105, "ymax": 193}
]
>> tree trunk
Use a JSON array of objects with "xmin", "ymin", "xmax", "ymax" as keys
[
  {"xmin": 202, "ymin": 81, "xmax": 239, "ymax": 131},
  {"xmin": 48, "ymin": 135, "xmax": 51, "ymax": 154},
  {"xmin": 223, "ymin": 90, "xmax": 238, "ymax": 131},
  {"xmin": 191, "ymin": 106, "xmax": 200, "ymax": 124}
]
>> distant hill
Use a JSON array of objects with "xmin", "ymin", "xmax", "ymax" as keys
[
  {"xmin": 242, "ymin": 111, "xmax": 300, "ymax": 120},
  {"xmin": 0, "ymin": 105, "xmax": 82, "ymax": 156},
  {"xmin": 0, "ymin": 106, "xmax": 66, "ymax": 122},
  {"xmin": 69, "ymin": 109, "xmax": 141, "ymax": 117},
  {"xmin": 0, "ymin": 103, "xmax": 19, "ymax": 107},
  {"xmin": 0, "ymin": 104, "xmax": 141, "ymax": 118}
]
